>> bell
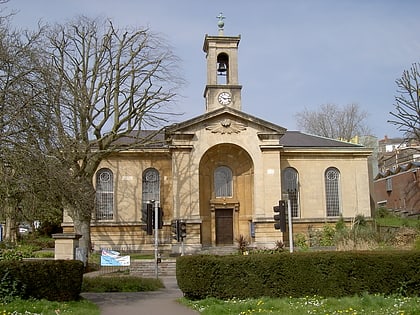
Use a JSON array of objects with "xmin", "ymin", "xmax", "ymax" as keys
[{"xmin": 217, "ymin": 62, "xmax": 227, "ymax": 74}]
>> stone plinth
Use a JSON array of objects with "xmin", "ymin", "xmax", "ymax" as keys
[{"xmin": 52, "ymin": 233, "xmax": 82, "ymax": 260}]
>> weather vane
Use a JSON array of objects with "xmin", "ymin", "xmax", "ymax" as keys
[{"xmin": 217, "ymin": 12, "xmax": 225, "ymax": 35}]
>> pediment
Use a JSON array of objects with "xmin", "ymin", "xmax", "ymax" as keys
[{"xmin": 166, "ymin": 107, "xmax": 286, "ymax": 137}]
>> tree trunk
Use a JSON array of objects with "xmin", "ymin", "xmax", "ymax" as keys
[
  {"xmin": 73, "ymin": 215, "xmax": 91, "ymax": 255},
  {"xmin": 4, "ymin": 209, "xmax": 17, "ymax": 243},
  {"xmin": 63, "ymin": 174, "xmax": 95, "ymax": 260}
]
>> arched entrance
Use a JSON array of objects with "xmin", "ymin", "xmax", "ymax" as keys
[{"xmin": 199, "ymin": 144, "xmax": 254, "ymax": 246}]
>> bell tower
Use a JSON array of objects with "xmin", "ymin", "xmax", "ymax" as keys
[{"xmin": 203, "ymin": 13, "xmax": 242, "ymax": 112}]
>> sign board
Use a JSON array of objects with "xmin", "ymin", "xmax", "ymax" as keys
[{"xmin": 100, "ymin": 249, "xmax": 131, "ymax": 266}]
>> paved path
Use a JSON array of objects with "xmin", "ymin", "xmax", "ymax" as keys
[{"xmin": 82, "ymin": 276, "xmax": 199, "ymax": 315}]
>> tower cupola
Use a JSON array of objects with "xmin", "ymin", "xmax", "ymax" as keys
[{"xmin": 203, "ymin": 13, "xmax": 242, "ymax": 112}]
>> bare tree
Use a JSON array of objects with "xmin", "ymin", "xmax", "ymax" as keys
[
  {"xmin": 389, "ymin": 63, "xmax": 420, "ymax": 142},
  {"xmin": 388, "ymin": 63, "xmax": 420, "ymax": 216},
  {"xmin": 295, "ymin": 103, "xmax": 371, "ymax": 142},
  {"xmin": 34, "ymin": 17, "xmax": 183, "ymax": 252}
]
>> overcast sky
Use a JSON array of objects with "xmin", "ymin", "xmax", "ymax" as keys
[{"xmin": 5, "ymin": 0, "xmax": 420, "ymax": 139}]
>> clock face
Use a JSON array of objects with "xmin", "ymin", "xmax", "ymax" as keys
[{"xmin": 218, "ymin": 92, "xmax": 231, "ymax": 105}]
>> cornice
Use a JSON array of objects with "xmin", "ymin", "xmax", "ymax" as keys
[{"xmin": 203, "ymin": 34, "xmax": 241, "ymax": 52}]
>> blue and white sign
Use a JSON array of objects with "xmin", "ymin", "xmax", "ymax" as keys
[{"xmin": 100, "ymin": 249, "xmax": 130, "ymax": 266}]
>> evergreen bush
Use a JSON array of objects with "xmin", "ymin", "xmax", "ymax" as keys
[
  {"xmin": 177, "ymin": 251, "xmax": 420, "ymax": 300},
  {"xmin": 0, "ymin": 269, "xmax": 25, "ymax": 303},
  {"xmin": 82, "ymin": 275, "xmax": 163, "ymax": 292},
  {"xmin": 0, "ymin": 260, "xmax": 84, "ymax": 301}
]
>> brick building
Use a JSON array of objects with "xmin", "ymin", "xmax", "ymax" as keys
[{"xmin": 374, "ymin": 136, "xmax": 420, "ymax": 215}]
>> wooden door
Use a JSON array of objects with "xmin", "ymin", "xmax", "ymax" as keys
[{"xmin": 215, "ymin": 209, "xmax": 233, "ymax": 245}]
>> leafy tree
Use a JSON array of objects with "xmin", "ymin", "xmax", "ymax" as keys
[
  {"xmin": 295, "ymin": 103, "xmax": 371, "ymax": 142},
  {"xmin": 389, "ymin": 62, "xmax": 420, "ymax": 142},
  {"xmin": 0, "ymin": 17, "xmax": 47, "ymax": 242}
]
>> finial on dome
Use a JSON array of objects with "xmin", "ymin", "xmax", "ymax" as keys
[{"xmin": 217, "ymin": 12, "xmax": 225, "ymax": 35}]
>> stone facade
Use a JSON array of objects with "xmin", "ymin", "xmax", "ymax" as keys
[{"xmin": 63, "ymin": 26, "xmax": 372, "ymax": 253}]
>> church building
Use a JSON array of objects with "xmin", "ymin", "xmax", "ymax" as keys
[{"xmin": 63, "ymin": 18, "xmax": 372, "ymax": 253}]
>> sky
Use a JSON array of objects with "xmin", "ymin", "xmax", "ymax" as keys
[{"xmin": 4, "ymin": 0, "xmax": 420, "ymax": 139}]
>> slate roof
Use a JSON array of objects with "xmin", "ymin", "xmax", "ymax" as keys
[
  {"xmin": 279, "ymin": 131, "xmax": 363, "ymax": 148},
  {"xmin": 375, "ymin": 161, "xmax": 420, "ymax": 180},
  {"xmin": 111, "ymin": 129, "xmax": 364, "ymax": 149},
  {"xmin": 108, "ymin": 130, "xmax": 166, "ymax": 148}
]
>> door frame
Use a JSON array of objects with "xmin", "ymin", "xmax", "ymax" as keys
[
  {"xmin": 210, "ymin": 199, "xmax": 239, "ymax": 246},
  {"xmin": 215, "ymin": 208, "xmax": 234, "ymax": 245}
]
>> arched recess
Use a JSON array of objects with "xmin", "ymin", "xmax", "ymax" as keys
[
  {"xmin": 199, "ymin": 143, "xmax": 254, "ymax": 246},
  {"xmin": 217, "ymin": 52, "xmax": 229, "ymax": 84}
]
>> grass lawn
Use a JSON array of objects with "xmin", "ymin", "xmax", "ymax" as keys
[
  {"xmin": 0, "ymin": 298, "xmax": 99, "ymax": 315},
  {"xmin": 4, "ymin": 293, "xmax": 420, "ymax": 315},
  {"xmin": 181, "ymin": 294, "xmax": 420, "ymax": 315},
  {"xmin": 376, "ymin": 217, "xmax": 420, "ymax": 229},
  {"xmin": 0, "ymin": 274, "xmax": 163, "ymax": 315}
]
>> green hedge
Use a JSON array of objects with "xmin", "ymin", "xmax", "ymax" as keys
[
  {"xmin": 0, "ymin": 260, "xmax": 84, "ymax": 301},
  {"xmin": 176, "ymin": 251, "xmax": 420, "ymax": 299},
  {"xmin": 82, "ymin": 275, "xmax": 164, "ymax": 292}
]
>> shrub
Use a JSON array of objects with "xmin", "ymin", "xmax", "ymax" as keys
[
  {"xmin": 414, "ymin": 235, "xmax": 420, "ymax": 250},
  {"xmin": 335, "ymin": 216, "xmax": 347, "ymax": 232},
  {"xmin": 274, "ymin": 240, "xmax": 285, "ymax": 252},
  {"xmin": 0, "ymin": 260, "xmax": 84, "ymax": 301},
  {"xmin": 82, "ymin": 275, "xmax": 163, "ymax": 292},
  {"xmin": 0, "ymin": 245, "xmax": 35, "ymax": 261},
  {"xmin": 319, "ymin": 225, "xmax": 336, "ymax": 246},
  {"xmin": 235, "ymin": 234, "xmax": 250, "ymax": 253},
  {"xmin": 19, "ymin": 236, "xmax": 55, "ymax": 249},
  {"xmin": 375, "ymin": 207, "xmax": 394, "ymax": 218},
  {"xmin": 336, "ymin": 229, "xmax": 377, "ymax": 251},
  {"xmin": 177, "ymin": 251, "xmax": 420, "ymax": 300},
  {"xmin": 335, "ymin": 217, "xmax": 379, "ymax": 251},
  {"xmin": 0, "ymin": 269, "xmax": 25, "ymax": 303},
  {"xmin": 294, "ymin": 233, "xmax": 309, "ymax": 250},
  {"xmin": 308, "ymin": 225, "xmax": 336, "ymax": 247}
]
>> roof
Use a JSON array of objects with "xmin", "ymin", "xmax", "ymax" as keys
[
  {"xmin": 280, "ymin": 131, "xmax": 364, "ymax": 148},
  {"xmin": 109, "ymin": 130, "xmax": 167, "ymax": 148},
  {"xmin": 111, "ymin": 129, "xmax": 365, "ymax": 150},
  {"xmin": 108, "ymin": 112, "xmax": 369, "ymax": 150},
  {"xmin": 375, "ymin": 161, "xmax": 420, "ymax": 180}
]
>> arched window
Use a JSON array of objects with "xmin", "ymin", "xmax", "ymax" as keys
[
  {"xmin": 95, "ymin": 168, "xmax": 114, "ymax": 220},
  {"xmin": 142, "ymin": 168, "xmax": 160, "ymax": 221},
  {"xmin": 282, "ymin": 167, "xmax": 299, "ymax": 217},
  {"xmin": 214, "ymin": 166, "xmax": 233, "ymax": 198},
  {"xmin": 325, "ymin": 167, "xmax": 341, "ymax": 216}
]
